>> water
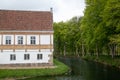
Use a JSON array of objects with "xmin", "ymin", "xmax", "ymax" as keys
[{"xmin": 23, "ymin": 57, "xmax": 120, "ymax": 80}]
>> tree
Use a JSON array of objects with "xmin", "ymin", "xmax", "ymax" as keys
[
  {"xmin": 101, "ymin": 0, "xmax": 120, "ymax": 58},
  {"xmin": 54, "ymin": 16, "xmax": 83, "ymax": 56},
  {"xmin": 81, "ymin": 0, "xmax": 108, "ymax": 57}
]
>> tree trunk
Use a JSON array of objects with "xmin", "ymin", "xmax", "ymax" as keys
[
  {"xmin": 76, "ymin": 46, "xmax": 79, "ymax": 57},
  {"xmin": 82, "ymin": 44, "xmax": 85, "ymax": 56},
  {"xmin": 64, "ymin": 45, "xmax": 66, "ymax": 56},
  {"xmin": 96, "ymin": 44, "xmax": 99, "ymax": 58},
  {"xmin": 116, "ymin": 45, "xmax": 118, "ymax": 56},
  {"xmin": 87, "ymin": 46, "xmax": 90, "ymax": 56},
  {"xmin": 109, "ymin": 43, "xmax": 116, "ymax": 58}
]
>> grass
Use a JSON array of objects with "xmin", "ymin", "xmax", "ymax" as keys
[
  {"xmin": 82, "ymin": 55, "xmax": 120, "ymax": 68},
  {"xmin": 0, "ymin": 59, "xmax": 70, "ymax": 79}
]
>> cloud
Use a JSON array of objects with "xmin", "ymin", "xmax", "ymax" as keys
[
  {"xmin": 52, "ymin": 0, "xmax": 85, "ymax": 22},
  {"xmin": 0, "ymin": 0, "xmax": 52, "ymax": 10},
  {"xmin": 0, "ymin": 0, "xmax": 85, "ymax": 22}
]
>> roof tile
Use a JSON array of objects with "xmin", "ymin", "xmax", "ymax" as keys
[{"xmin": 0, "ymin": 10, "xmax": 53, "ymax": 31}]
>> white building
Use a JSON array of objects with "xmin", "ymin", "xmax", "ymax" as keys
[{"xmin": 0, "ymin": 10, "xmax": 53, "ymax": 67}]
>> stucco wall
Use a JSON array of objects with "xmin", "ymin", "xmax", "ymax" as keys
[
  {"xmin": 1, "ymin": 34, "xmax": 53, "ymax": 45},
  {"xmin": 0, "ymin": 51, "xmax": 52, "ymax": 64},
  {"xmin": 0, "ymin": 34, "xmax": 53, "ymax": 65}
]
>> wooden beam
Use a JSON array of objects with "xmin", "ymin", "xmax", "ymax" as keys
[
  {"xmin": 39, "ymin": 34, "xmax": 41, "ymax": 52},
  {"xmin": 50, "ymin": 35, "xmax": 52, "ymax": 52},
  {"xmin": 0, "ymin": 45, "xmax": 53, "ymax": 50},
  {"xmin": 1, "ymin": 34, "xmax": 3, "ymax": 52},
  {"xmin": 13, "ymin": 34, "xmax": 15, "ymax": 52},
  {"xmin": 25, "ymin": 35, "xmax": 27, "ymax": 52}
]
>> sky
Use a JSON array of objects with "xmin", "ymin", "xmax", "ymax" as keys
[{"xmin": 0, "ymin": 0, "xmax": 85, "ymax": 22}]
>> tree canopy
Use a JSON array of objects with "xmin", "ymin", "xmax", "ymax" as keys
[{"xmin": 54, "ymin": 0, "xmax": 120, "ymax": 58}]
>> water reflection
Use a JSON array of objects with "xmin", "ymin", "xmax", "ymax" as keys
[
  {"xmin": 58, "ymin": 57, "xmax": 120, "ymax": 80},
  {"xmin": 56, "ymin": 75, "xmax": 84, "ymax": 80},
  {"xmin": 21, "ymin": 57, "xmax": 120, "ymax": 80},
  {"xmin": 23, "ymin": 75, "xmax": 84, "ymax": 80}
]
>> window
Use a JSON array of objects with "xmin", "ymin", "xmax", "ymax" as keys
[
  {"xmin": 18, "ymin": 36, "xmax": 23, "ymax": 44},
  {"xmin": 24, "ymin": 54, "xmax": 30, "ymax": 60},
  {"xmin": 10, "ymin": 54, "xmax": 16, "ymax": 61},
  {"xmin": 6, "ymin": 36, "xmax": 11, "ymax": 45},
  {"xmin": 37, "ymin": 54, "xmax": 43, "ymax": 60},
  {"xmin": 30, "ymin": 36, "xmax": 36, "ymax": 44}
]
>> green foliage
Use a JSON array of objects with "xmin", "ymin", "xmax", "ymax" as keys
[
  {"xmin": 54, "ymin": 0, "xmax": 120, "ymax": 58},
  {"xmin": 101, "ymin": 0, "xmax": 120, "ymax": 45},
  {"xmin": 80, "ymin": 0, "xmax": 120, "ymax": 56},
  {"xmin": 54, "ymin": 16, "xmax": 82, "ymax": 56},
  {"xmin": 81, "ymin": 0, "xmax": 108, "ymax": 53}
]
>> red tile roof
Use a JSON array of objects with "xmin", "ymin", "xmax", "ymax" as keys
[{"xmin": 0, "ymin": 10, "xmax": 53, "ymax": 31}]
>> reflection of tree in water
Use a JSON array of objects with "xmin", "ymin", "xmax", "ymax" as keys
[
  {"xmin": 57, "ymin": 57, "xmax": 120, "ymax": 80},
  {"xmin": 23, "ymin": 57, "xmax": 120, "ymax": 80}
]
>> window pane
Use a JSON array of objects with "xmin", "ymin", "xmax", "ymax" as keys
[
  {"xmin": 37, "ymin": 54, "xmax": 42, "ymax": 60},
  {"xmin": 30, "ymin": 36, "xmax": 36, "ymax": 44},
  {"xmin": 6, "ymin": 36, "xmax": 11, "ymax": 40},
  {"xmin": 18, "ymin": 36, "xmax": 23, "ymax": 44},
  {"xmin": 24, "ymin": 54, "xmax": 30, "ymax": 60},
  {"xmin": 6, "ymin": 36, "xmax": 11, "ymax": 44},
  {"xmin": 10, "ymin": 54, "xmax": 16, "ymax": 61}
]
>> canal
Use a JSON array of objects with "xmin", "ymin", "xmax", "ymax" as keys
[{"xmin": 24, "ymin": 57, "xmax": 120, "ymax": 80}]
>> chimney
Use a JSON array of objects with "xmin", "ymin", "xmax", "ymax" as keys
[{"xmin": 50, "ymin": 8, "xmax": 53, "ymax": 13}]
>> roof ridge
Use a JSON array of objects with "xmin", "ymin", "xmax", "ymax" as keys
[{"xmin": 0, "ymin": 9, "xmax": 51, "ymax": 13}]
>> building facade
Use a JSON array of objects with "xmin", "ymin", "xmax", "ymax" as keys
[{"xmin": 0, "ymin": 10, "xmax": 53, "ymax": 67}]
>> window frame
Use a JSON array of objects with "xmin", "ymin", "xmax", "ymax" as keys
[
  {"xmin": 37, "ymin": 54, "xmax": 43, "ymax": 60},
  {"xmin": 6, "ymin": 36, "xmax": 11, "ymax": 45},
  {"xmin": 10, "ymin": 54, "xmax": 16, "ymax": 61},
  {"xmin": 30, "ymin": 36, "xmax": 36, "ymax": 45},
  {"xmin": 17, "ymin": 36, "xmax": 23, "ymax": 45},
  {"xmin": 24, "ymin": 54, "xmax": 30, "ymax": 60}
]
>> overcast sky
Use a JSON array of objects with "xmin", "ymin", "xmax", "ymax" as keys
[{"xmin": 0, "ymin": 0, "xmax": 85, "ymax": 22}]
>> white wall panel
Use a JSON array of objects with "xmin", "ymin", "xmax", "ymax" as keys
[
  {"xmin": 36, "ymin": 35, "xmax": 39, "ymax": 45},
  {"xmin": 15, "ymin": 49, "xmax": 25, "ymax": 52},
  {"xmin": 51, "ymin": 35, "xmax": 53, "ymax": 45},
  {"xmin": 27, "ymin": 49, "xmax": 39, "ymax": 52},
  {"xmin": 41, "ymin": 49, "xmax": 50, "ymax": 52},
  {"xmin": 40, "ymin": 35, "xmax": 50, "ymax": 45},
  {"xmin": 52, "ymin": 49, "xmax": 54, "ymax": 52},
  {"xmin": 0, "ymin": 35, "xmax": 1, "ymax": 45},
  {"xmin": 0, "ymin": 51, "xmax": 52, "ymax": 64},
  {"xmin": 3, "ymin": 50, "xmax": 13, "ymax": 52}
]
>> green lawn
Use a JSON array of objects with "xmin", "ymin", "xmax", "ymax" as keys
[{"xmin": 0, "ymin": 59, "xmax": 70, "ymax": 79}]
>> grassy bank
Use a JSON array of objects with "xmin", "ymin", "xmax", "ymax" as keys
[
  {"xmin": 0, "ymin": 59, "xmax": 70, "ymax": 79},
  {"xmin": 82, "ymin": 55, "xmax": 120, "ymax": 68}
]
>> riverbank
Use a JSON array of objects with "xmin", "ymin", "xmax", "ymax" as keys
[
  {"xmin": 82, "ymin": 55, "xmax": 120, "ymax": 69},
  {"xmin": 0, "ymin": 59, "xmax": 70, "ymax": 79}
]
